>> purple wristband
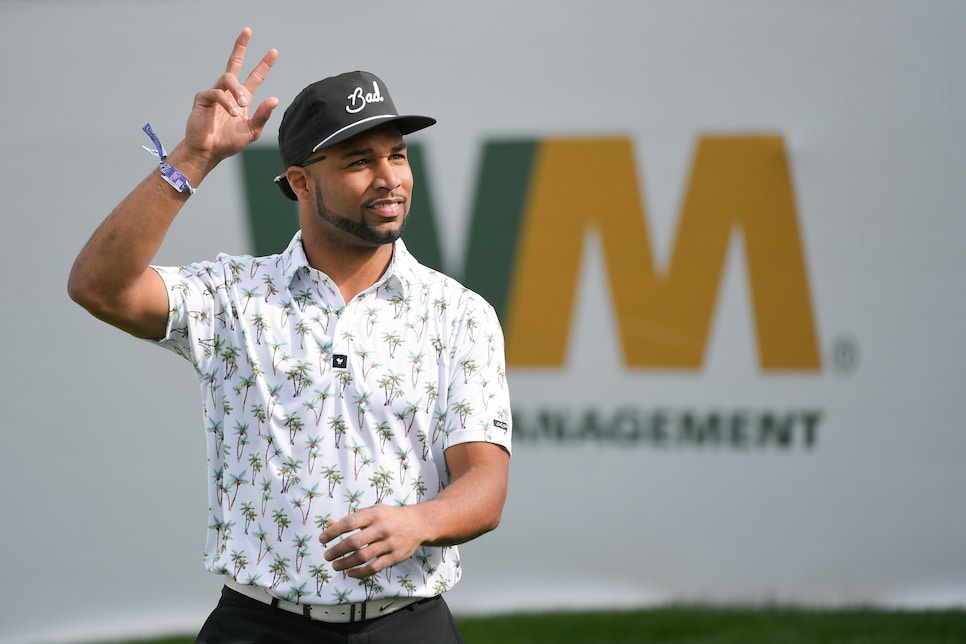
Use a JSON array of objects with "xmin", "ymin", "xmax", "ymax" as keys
[
  {"xmin": 142, "ymin": 122, "xmax": 196, "ymax": 195},
  {"xmin": 159, "ymin": 162, "xmax": 196, "ymax": 195}
]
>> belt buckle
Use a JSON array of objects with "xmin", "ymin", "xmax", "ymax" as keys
[{"xmin": 304, "ymin": 600, "xmax": 367, "ymax": 623}]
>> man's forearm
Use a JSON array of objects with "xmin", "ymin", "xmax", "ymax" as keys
[
  {"xmin": 67, "ymin": 144, "xmax": 215, "ymax": 334},
  {"xmin": 417, "ymin": 442, "xmax": 510, "ymax": 547}
]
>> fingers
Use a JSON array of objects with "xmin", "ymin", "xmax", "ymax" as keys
[
  {"xmin": 225, "ymin": 27, "xmax": 253, "ymax": 76},
  {"xmin": 213, "ymin": 28, "xmax": 277, "ymax": 117},
  {"xmin": 244, "ymin": 47, "xmax": 279, "ymax": 94},
  {"xmin": 320, "ymin": 512, "xmax": 358, "ymax": 545},
  {"xmin": 194, "ymin": 86, "xmax": 244, "ymax": 117},
  {"xmin": 341, "ymin": 556, "xmax": 393, "ymax": 579},
  {"xmin": 323, "ymin": 526, "xmax": 377, "ymax": 577},
  {"xmin": 328, "ymin": 543, "xmax": 385, "ymax": 578},
  {"xmin": 320, "ymin": 507, "xmax": 412, "ymax": 578},
  {"xmin": 250, "ymin": 96, "xmax": 280, "ymax": 135},
  {"xmin": 325, "ymin": 535, "xmax": 399, "ymax": 579}
]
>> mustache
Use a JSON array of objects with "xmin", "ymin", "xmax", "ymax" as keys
[{"xmin": 364, "ymin": 193, "xmax": 408, "ymax": 209}]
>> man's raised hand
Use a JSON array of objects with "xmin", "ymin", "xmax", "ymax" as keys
[{"xmin": 184, "ymin": 27, "xmax": 279, "ymax": 165}]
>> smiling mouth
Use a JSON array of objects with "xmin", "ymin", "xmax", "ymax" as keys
[{"xmin": 367, "ymin": 198, "xmax": 406, "ymax": 218}]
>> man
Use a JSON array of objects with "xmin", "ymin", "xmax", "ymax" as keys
[{"xmin": 68, "ymin": 28, "xmax": 511, "ymax": 643}]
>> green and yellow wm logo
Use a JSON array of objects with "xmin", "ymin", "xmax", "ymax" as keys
[{"xmin": 240, "ymin": 135, "xmax": 820, "ymax": 372}]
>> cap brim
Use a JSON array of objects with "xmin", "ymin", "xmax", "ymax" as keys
[{"xmin": 310, "ymin": 114, "xmax": 436, "ymax": 154}]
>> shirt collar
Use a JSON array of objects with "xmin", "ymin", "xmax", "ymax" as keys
[{"xmin": 281, "ymin": 231, "xmax": 415, "ymax": 297}]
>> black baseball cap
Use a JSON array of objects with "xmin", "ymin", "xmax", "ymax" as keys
[{"xmin": 274, "ymin": 71, "xmax": 436, "ymax": 200}]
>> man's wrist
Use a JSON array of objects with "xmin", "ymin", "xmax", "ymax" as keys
[
  {"xmin": 141, "ymin": 123, "xmax": 219, "ymax": 194},
  {"xmin": 161, "ymin": 143, "xmax": 220, "ymax": 189}
]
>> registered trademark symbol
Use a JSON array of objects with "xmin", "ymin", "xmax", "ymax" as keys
[{"xmin": 830, "ymin": 335, "xmax": 859, "ymax": 375}]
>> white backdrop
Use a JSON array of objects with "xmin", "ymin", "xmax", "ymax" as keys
[{"xmin": 2, "ymin": 1, "xmax": 965, "ymax": 642}]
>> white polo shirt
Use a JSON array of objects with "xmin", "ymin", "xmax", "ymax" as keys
[{"xmin": 151, "ymin": 232, "xmax": 511, "ymax": 604}]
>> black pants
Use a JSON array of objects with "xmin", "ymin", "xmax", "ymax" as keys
[{"xmin": 196, "ymin": 587, "xmax": 464, "ymax": 644}]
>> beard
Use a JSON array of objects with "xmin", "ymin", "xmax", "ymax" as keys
[{"xmin": 313, "ymin": 184, "xmax": 409, "ymax": 246}]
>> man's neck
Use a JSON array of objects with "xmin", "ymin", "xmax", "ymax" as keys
[{"xmin": 303, "ymin": 235, "xmax": 394, "ymax": 304}]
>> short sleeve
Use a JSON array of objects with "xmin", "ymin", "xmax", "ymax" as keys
[
  {"xmin": 149, "ymin": 263, "xmax": 223, "ymax": 365},
  {"xmin": 442, "ymin": 295, "xmax": 512, "ymax": 455}
]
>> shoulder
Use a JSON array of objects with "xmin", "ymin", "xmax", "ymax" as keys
[
  {"xmin": 397, "ymin": 245, "xmax": 495, "ymax": 314},
  {"xmin": 154, "ymin": 249, "xmax": 289, "ymax": 298},
  {"xmin": 212, "ymin": 250, "xmax": 289, "ymax": 284}
]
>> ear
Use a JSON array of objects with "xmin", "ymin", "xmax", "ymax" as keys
[{"xmin": 285, "ymin": 166, "xmax": 313, "ymax": 200}]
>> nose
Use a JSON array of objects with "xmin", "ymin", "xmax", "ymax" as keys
[
  {"xmin": 373, "ymin": 159, "xmax": 402, "ymax": 192},
  {"xmin": 373, "ymin": 158, "xmax": 402, "ymax": 191}
]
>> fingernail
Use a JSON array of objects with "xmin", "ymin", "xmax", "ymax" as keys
[
  {"xmin": 230, "ymin": 106, "xmax": 239, "ymax": 116},
  {"xmin": 238, "ymin": 94, "xmax": 248, "ymax": 107}
]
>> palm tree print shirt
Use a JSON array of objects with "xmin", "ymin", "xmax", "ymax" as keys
[{"xmin": 150, "ymin": 231, "xmax": 512, "ymax": 605}]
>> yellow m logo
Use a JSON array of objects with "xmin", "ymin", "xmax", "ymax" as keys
[{"xmin": 505, "ymin": 136, "xmax": 821, "ymax": 370}]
